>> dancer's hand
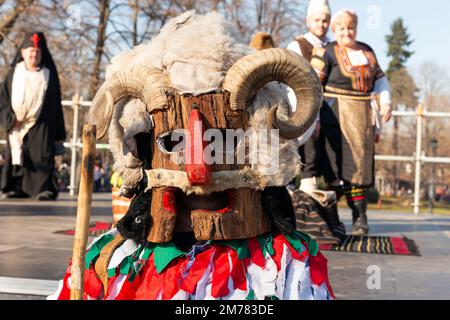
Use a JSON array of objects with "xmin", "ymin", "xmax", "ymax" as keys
[{"xmin": 380, "ymin": 103, "xmax": 392, "ymax": 123}]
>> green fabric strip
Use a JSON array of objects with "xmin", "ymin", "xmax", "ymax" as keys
[
  {"xmin": 292, "ymin": 231, "xmax": 318, "ymax": 256},
  {"xmin": 128, "ymin": 245, "xmax": 154, "ymax": 282},
  {"xmin": 266, "ymin": 235, "xmax": 275, "ymax": 256},
  {"xmin": 257, "ymin": 234, "xmax": 275, "ymax": 258},
  {"xmin": 85, "ymin": 234, "xmax": 114, "ymax": 269},
  {"xmin": 107, "ymin": 268, "xmax": 116, "ymax": 278},
  {"xmin": 107, "ymin": 246, "xmax": 147, "ymax": 279},
  {"xmin": 285, "ymin": 234, "xmax": 304, "ymax": 253},
  {"xmin": 119, "ymin": 256, "xmax": 135, "ymax": 276},
  {"xmin": 153, "ymin": 243, "xmax": 185, "ymax": 274},
  {"xmin": 133, "ymin": 246, "xmax": 145, "ymax": 260},
  {"xmin": 141, "ymin": 245, "xmax": 154, "ymax": 261},
  {"xmin": 213, "ymin": 240, "xmax": 250, "ymax": 260},
  {"xmin": 245, "ymin": 289, "xmax": 255, "ymax": 300}
]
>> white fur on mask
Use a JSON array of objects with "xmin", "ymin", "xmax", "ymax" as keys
[
  {"xmin": 105, "ymin": 10, "xmax": 251, "ymax": 95},
  {"xmin": 108, "ymin": 98, "xmax": 153, "ymax": 196}
]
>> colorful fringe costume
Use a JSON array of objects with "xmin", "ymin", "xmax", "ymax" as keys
[{"xmin": 50, "ymin": 229, "xmax": 333, "ymax": 300}]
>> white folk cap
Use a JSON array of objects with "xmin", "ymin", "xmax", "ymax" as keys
[{"xmin": 307, "ymin": 0, "xmax": 331, "ymax": 18}]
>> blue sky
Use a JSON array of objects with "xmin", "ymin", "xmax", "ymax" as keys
[{"xmin": 326, "ymin": 0, "xmax": 450, "ymax": 74}]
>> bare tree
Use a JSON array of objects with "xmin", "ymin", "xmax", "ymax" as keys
[
  {"xmin": 89, "ymin": 0, "xmax": 111, "ymax": 99},
  {"xmin": 0, "ymin": 0, "xmax": 35, "ymax": 45},
  {"xmin": 214, "ymin": 0, "xmax": 306, "ymax": 46}
]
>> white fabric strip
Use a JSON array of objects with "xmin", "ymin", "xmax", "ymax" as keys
[
  {"xmin": 107, "ymin": 239, "xmax": 139, "ymax": 270},
  {"xmin": 106, "ymin": 274, "xmax": 127, "ymax": 300}
]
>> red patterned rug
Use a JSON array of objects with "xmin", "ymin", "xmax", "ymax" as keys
[{"xmin": 319, "ymin": 235, "xmax": 420, "ymax": 256}]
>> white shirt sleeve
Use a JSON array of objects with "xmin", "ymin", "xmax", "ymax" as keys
[
  {"xmin": 287, "ymin": 40, "xmax": 302, "ymax": 56},
  {"xmin": 374, "ymin": 76, "xmax": 392, "ymax": 105}
]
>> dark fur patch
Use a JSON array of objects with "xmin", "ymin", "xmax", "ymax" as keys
[
  {"xmin": 261, "ymin": 186, "xmax": 296, "ymax": 235},
  {"xmin": 116, "ymin": 188, "xmax": 152, "ymax": 244},
  {"xmin": 116, "ymin": 161, "xmax": 152, "ymax": 244}
]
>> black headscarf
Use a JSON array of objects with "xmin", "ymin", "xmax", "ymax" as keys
[{"xmin": 9, "ymin": 32, "xmax": 60, "ymax": 89}]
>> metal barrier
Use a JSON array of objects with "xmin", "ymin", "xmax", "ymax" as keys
[
  {"xmin": 375, "ymin": 106, "xmax": 450, "ymax": 214},
  {"xmin": 1, "ymin": 98, "xmax": 450, "ymax": 214}
]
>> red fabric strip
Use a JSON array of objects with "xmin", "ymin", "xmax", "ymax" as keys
[
  {"xmin": 272, "ymin": 235, "xmax": 285, "ymax": 271},
  {"xmin": 248, "ymin": 238, "xmax": 265, "ymax": 268},
  {"xmin": 114, "ymin": 274, "xmax": 139, "ymax": 300},
  {"xmin": 57, "ymin": 271, "xmax": 71, "ymax": 300},
  {"xmin": 84, "ymin": 268, "xmax": 103, "ymax": 299},
  {"xmin": 162, "ymin": 258, "xmax": 187, "ymax": 300},
  {"xmin": 309, "ymin": 251, "xmax": 335, "ymax": 299},
  {"xmin": 229, "ymin": 250, "xmax": 247, "ymax": 291},
  {"xmin": 180, "ymin": 248, "xmax": 214, "ymax": 294},
  {"xmin": 135, "ymin": 256, "xmax": 162, "ymax": 300},
  {"xmin": 211, "ymin": 247, "xmax": 230, "ymax": 298},
  {"xmin": 56, "ymin": 260, "xmax": 73, "ymax": 300}
]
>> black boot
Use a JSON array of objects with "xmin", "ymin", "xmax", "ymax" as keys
[
  {"xmin": 342, "ymin": 185, "xmax": 370, "ymax": 236},
  {"xmin": 317, "ymin": 202, "xmax": 346, "ymax": 242},
  {"xmin": 349, "ymin": 198, "xmax": 369, "ymax": 236}
]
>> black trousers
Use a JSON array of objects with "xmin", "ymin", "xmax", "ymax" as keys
[
  {"xmin": 3, "ymin": 165, "xmax": 58, "ymax": 198},
  {"xmin": 299, "ymin": 105, "xmax": 338, "ymax": 183}
]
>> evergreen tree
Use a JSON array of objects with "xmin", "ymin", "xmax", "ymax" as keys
[
  {"xmin": 384, "ymin": 18, "xmax": 416, "ymax": 195},
  {"xmin": 385, "ymin": 18, "xmax": 414, "ymax": 78}
]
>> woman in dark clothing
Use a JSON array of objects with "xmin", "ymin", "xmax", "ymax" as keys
[
  {"xmin": 310, "ymin": 9, "xmax": 392, "ymax": 235},
  {"xmin": 0, "ymin": 32, "xmax": 66, "ymax": 200}
]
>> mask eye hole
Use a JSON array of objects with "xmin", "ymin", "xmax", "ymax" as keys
[{"xmin": 157, "ymin": 129, "xmax": 186, "ymax": 154}]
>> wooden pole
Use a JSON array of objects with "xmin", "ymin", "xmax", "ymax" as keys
[{"xmin": 70, "ymin": 124, "xmax": 96, "ymax": 300}]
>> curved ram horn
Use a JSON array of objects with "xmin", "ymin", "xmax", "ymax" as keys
[
  {"xmin": 88, "ymin": 67, "xmax": 171, "ymax": 139},
  {"xmin": 222, "ymin": 48, "xmax": 322, "ymax": 140}
]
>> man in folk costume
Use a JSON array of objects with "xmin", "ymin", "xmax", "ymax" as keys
[
  {"xmin": 286, "ymin": 0, "xmax": 346, "ymax": 243},
  {"xmin": 0, "ymin": 32, "xmax": 66, "ymax": 201},
  {"xmin": 310, "ymin": 9, "xmax": 392, "ymax": 235},
  {"xmin": 50, "ymin": 11, "xmax": 334, "ymax": 300}
]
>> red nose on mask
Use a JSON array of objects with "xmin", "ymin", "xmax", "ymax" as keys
[{"xmin": 185, "ymin": 108, "xmax": 212, "ymax": 185}]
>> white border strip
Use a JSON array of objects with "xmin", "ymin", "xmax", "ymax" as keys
[{"xmin": 0, "ymin": 277, "xmax": 59, "ymax": 296}]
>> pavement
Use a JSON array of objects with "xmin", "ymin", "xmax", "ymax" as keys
[{"xmin": 0, "ymin": 192, "xmax": 450, "ymax": 300}]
